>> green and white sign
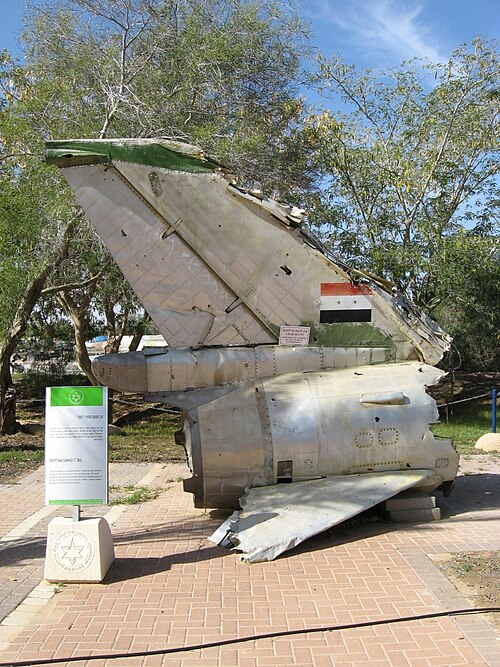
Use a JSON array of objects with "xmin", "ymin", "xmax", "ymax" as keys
[{"xmin": 45, "ymin": 386, "xmax": 108, "ymax": 506}]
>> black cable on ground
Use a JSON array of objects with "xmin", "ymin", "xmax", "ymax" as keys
[{"xmin": 0, "ymin": 606, "xmax": 498, "ymax": 666}]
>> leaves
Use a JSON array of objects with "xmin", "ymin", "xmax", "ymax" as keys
[
  {"xmin": 0, "ymin": 0, "xmax": 315, "ymax": 407},
  {"xmin": 307, "ymin": 39, "xmax": 499, "ymax": 305},
  {"xmin": 20, "ymin": 0, "xmax": 313, "ymax": 190}
]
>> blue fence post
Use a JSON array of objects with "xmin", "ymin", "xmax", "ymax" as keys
[{"xmin": 493, "ymin": 389, "xmax": 497, "ymax": 433}]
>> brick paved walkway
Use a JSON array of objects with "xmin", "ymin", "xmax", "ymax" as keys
[{"xmin": 0, "ymin": 456, "xmax": 498, "ymax": 666}]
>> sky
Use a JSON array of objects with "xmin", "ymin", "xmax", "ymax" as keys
[
  {"xmin": 1, "ymin": 0, "xmax": 498, "ymax": 65},
  {"xmin": 0, "ymin": 0, "xmax": 498, "ymax": 105},
  {"xmin": 302, "ymin": 0, "xmax": 499, "ymax": 68}
]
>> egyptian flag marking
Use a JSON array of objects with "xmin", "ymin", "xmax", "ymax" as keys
[{"xmin": 320, "ymin": 283, "xmax": 372, "ymax": 323}]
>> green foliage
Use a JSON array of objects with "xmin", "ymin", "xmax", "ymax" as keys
[
  {"xmin": 16, "ymin": 368, "xmax": 87, "ymax": 399},
  {"xmin": 26, "ymin": 312, "xmax": 75, "ymax": 349},
  {"xmin": 0, "ymin": 51, "xmax": 78, "ymax": 386},
  {"xmin": 109, "ymin": 485, "xmax": 163, "ymax": 505},
  {"xmin": 433, "ymin": 234, "xmax": 499, "ymax": 370},
  {"xmin": 0, "ymin": 164, "xmax": 63, "ymax": 343},
  {"xmin": 433, "ymin": 400, "xmax": 496, "ymax": 454},
  {"xmin": 3, "ymin": 2, "xmax": 498, "ymax": 385},
  {"xmin": 22, "ymin": 0, "xmax": 313, "ymax": 191},
  {"xmin": 306, "ymin": 38, "xmax": 499, "ymax": 369},
  {"xmin": 308, "ymin": 39, "xmax": 499, "ymax": 291}
]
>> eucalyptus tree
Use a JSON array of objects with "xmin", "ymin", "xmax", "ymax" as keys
[
  {"xmin": 305, "ymin": 38, "xmax": 499, "ymax": 369},
  {"xmin": 24, "ymin": 0, "xmax": 313, "ymax": 191},
  {"xmin": 0, "ymin": 56, "xmax": 78, "ymax": 430},
  {"xmin": 0, "ymin": 0, "xmax": 314, "ymax": 428},
  {"xmin": 44, "ymin": 228, "xmax": 143, "ymax": 383},
  {"xmin": 432, "ymin": 234, "xmax": 499, "ymax": 371}
]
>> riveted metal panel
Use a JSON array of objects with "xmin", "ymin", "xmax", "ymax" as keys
[
  {"xmin": 113, "ymin": 161, "xmax": 449, "ymax": 363},
  {"xmin": 92, "ymin": 345, "xmax": 395, "ymax": 394},
  {"xmin": 62, "ymin": 165, "xmax": 275, "ymax": 347},
  {"xmin": 195, "ymin": 383, "xmax": 271, "ymax": 508},
  {"xmin": 177, "ymin": 362, "xmax": 458, "ymax": 508}
]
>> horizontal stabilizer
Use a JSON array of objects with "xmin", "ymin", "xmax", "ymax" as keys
[{"xmin": 209, "ymin": 470, "xmax": 433, "ymax": 562}]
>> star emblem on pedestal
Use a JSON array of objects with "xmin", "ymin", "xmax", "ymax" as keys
[{"xmin": 61, "ymin": 537, "xmax": 85, "ymax": 566}]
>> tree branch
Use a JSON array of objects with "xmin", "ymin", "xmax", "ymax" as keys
[{"xmin": 40, "ymin": 271, "xmax": 104, "ymax": 297}]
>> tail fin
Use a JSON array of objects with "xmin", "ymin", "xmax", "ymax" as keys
[{"xmin": 46, "ymin": 138, "xmax": 450, "ymax": 363}]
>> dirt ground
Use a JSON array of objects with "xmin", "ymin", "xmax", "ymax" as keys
[
  {"xmin": 428, "ymin": 370, "xmax": 500, "ymax": 404},
  {"xmin": 432, "ymin": 551, "xmax": 500, "ymax": 631}
]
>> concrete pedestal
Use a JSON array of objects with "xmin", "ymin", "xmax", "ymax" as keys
[
  {"xmin": 44, "ymin": 517, "xmax": 114, "ymax": 583},
  {"xmin": 385, "ymin": 491, "xmax": 441, "ymax": 522}
]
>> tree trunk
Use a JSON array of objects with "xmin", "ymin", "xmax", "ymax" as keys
[
  {"xmin": 128, "ymin": 315, "xmax": 149, "ymax": 351},
  {"xmin": 0, "ymin": 353, "xmax": 16, "ymax": 435},
  {"xmin": 73, "ymin": 315, "xmax": 99, "ymax": 385},
  {"xmin": 0, "ymin": 220, "xmax": 75, "ymax": 434},
  {"xmin": 103, "ymin": 299, "xmax": 119, "ymax": 354},
  {"xmin": 58, "ymin": 292, "xmax": 99, "ymax": 385},
  {"xmin": 104, "ymin": 300, "xmax": 129, "ymax": 354},
  {"xmin": 1, "ymin": 389, "xmax": 17, "ymax": 435}
]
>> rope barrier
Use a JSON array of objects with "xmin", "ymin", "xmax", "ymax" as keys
[
  {"xmin": 111, "ymin": 397, "xmax": 180, "ymax": 414},
  {"xmin": 438, "ymin": 391, "xmax": 495, "ymax": 408},
  {"xmin": 19, "ymin": 390, "xmax": 498, "ymax": 411},
  {"xmin": 113, "ymin": 389, "xmax": 497, "ymax": 414}
]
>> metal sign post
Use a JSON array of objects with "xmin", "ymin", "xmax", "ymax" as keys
[{"xmin": 493, "ymin": 388, "xmax": 497, "ymax": 433}]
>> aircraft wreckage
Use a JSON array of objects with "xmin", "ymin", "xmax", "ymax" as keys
[{"xmin": 45, "ymin": 138, "xmax": 458, "ymax": 562}]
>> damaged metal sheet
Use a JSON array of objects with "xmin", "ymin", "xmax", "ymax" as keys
[
  {"xmin": 92, "ymin": 344, "xmax": 395, "ymax": 393},
  {"xmin": 47, "ymin": 137, "xmax": 451, "ymax": 364},
  {"xmin": 45, "ymin": 137, "xmax": 460, "ymax": 561},
  {"xmin": 179, "ymin": 362, "xmax": 458, "ymax": 509},
  {"xmin": 227, "ymin": 183, "xmax": 305, "ymax": 227},
  {"xmin": 210, "ymin": 470, "xmax": 434, "ymax": 562},
  {"xmin": 57, "ymin": 163, "xmax": 276, "ymax": 347}
]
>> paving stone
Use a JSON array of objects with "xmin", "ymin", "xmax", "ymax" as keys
[{"xmin": 0, "ymin": 459, "xmax": 499, "ymax": 666}]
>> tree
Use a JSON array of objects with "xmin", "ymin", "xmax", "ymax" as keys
[
  {"xmin": 23, "ymin": 0, "xmax": 314, "ymax": 192},
  {"xmin": 45, "ymin": 228, "xmax": 143, "ymax": 382},
  {"xmin": 433, "ymin": 233, "xmax": 499, "ymax": 371},
  {"xmin": 307, "ymin": 38, "xmax": 499, "ymax": 306},
  {"xmin": 0, "ymin": 160, "xmax": 77, "ymax": 432},
  {"xmin": 0, "ymin": 0, "xmax": 315, "ymax": 428},
  {"xmin": 305, "ymin": 39, "xmax": 499, "ymax": 369},
  {"xmin": 0, "ymin": 51, "xmax": 83, "ymax": 431}
]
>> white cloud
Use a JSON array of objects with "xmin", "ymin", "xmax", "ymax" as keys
[{"xmin": 309, "ymin": 0, "xmax": 447, "ymax": 64}]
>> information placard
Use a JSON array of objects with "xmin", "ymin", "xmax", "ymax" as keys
[
  {"xmin": 278, "ymin": 326, "xmax": 310, "ymax": 346},
  {"xmin": 45, "ymin": 386, "xmax": 108, "ymax": 506}
]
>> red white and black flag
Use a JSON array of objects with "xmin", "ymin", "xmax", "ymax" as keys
[{"xmin": 320, "ymin": 283, "xmax": 372, "ymax": 323}]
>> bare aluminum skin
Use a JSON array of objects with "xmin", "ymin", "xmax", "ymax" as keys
[
  {"xmin": 46, "ymin": 138, "xmax": 458, "ymax": 561},
  {"xmin": 209, "ymin": 471, "xmax": 435, "ymax": 562}
]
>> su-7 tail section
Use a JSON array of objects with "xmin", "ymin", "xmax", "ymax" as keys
[{"xmin": 45, "ymin": 138, "xmax": 458, "ymax": 562}]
